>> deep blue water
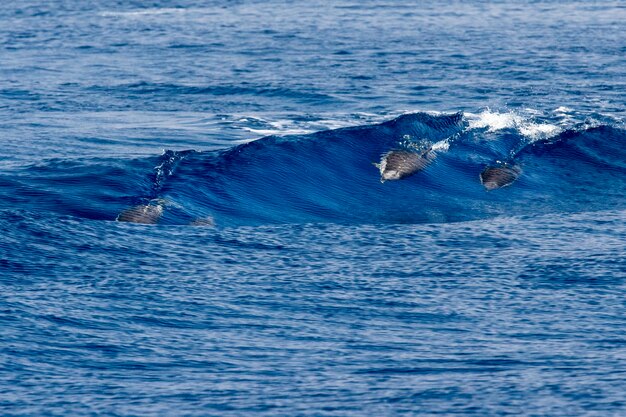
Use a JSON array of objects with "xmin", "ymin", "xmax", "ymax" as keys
[{"xmin": 1, "ymin": 1, "xmax": 625, "ymax": 415}]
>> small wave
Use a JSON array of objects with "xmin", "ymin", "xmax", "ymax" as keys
[
  {"xmin": 148, "ymin": 112, "xmax": 624, "ymax": 226},
  {"xmin": 3, "ymin": 111, "xmax": 624, "ymax": 227}
]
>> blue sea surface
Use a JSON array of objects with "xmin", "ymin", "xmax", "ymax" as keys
[{"xmin": 1, "ymin": 1, "xmax": 625, "ymax": 415}]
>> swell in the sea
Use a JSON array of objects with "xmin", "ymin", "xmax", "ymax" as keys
[{"xmin": 1, "ymin": 112, "xmax": 624, "ymax": 227}]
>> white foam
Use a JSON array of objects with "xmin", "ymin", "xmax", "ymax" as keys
[
  {"xmin": 431, "ymin": 139, "xmax": 450, "ymax": 152},
  {"xmin": 238, "ymin": 115, "xmax": 379, "ymax": 137},
  {"xmin": 519, "ymin": 123, "xmax": 561, "ymax": 140},
  {"xmin": 523, "ymin": 108, "xmax": 542, "ymax": 115},
  {"xmin": 554, "ymin": 106, "xmax": 573, "ymax": 114},
  {"xmin": 466, "ymin": 109, "xmax": 561, "ymax": 141},
  {"xmin": 244, "ymin": 127, "xmax": 312, "ymax": 136},
  {"xmin": 100, "ymin": 8, "xmax": 188, "ymax": 17},
  {"xmin": 467, "ymin": 110, "xmax": 524, "ymax": 131}
]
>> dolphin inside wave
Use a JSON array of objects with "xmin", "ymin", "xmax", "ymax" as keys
[
  {"xmin": 375, "ymin": 149, "xmax": 435, "ymax": 182},
  {"xmin": 480, "ymin": 164, "xmax": 522, "ymax": 191},
  {"xmin": 116, "ymin": 204, "xmax": 163, "ymax": 224}
]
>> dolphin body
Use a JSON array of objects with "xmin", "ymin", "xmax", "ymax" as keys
[
  {"xmin": 375, "ymin": 149, "xmax": 435, "ymax": 182},
  {"xmin": 116, "ymin": 204, "xmax": 163, "ymax": 224},
  {"xmin": 116, "ymin": 203, "xmax": 216, "ymax": 227},
  {"xmin": 480, "ymin": 164, "xmax": 522, "ymax": 191},
  {"xmin": 189, "ymin": 216, "xmax": 215, "ymax": 227}
]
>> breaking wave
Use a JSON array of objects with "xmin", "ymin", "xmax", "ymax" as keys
[{"xmin": 2, "ymin": 111, "xmax": 624, "ymax": 227}]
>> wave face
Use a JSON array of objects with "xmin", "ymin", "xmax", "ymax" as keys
[{"xmin": 3, "ymin": 112, "xmax": 624, "ymax": 227}]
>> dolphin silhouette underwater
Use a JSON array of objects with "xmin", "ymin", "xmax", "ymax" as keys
[
  {"xmin": 374, "ymin": 148, "xmax": 435, "ymax": 182},
  {"xmin": 116, "ymin": 201, "xmax": 215, "ymax": 226},
  {"xmin": 480, "ymin": 163, "xmax": 522, "ymax": 191},
  {"xmin": 116, "ymin": 203, "xmax": 164, "ymax": 224},
  {"xmin": 374, "ymin": 148, "xmax": 522, "ymax": 191}
]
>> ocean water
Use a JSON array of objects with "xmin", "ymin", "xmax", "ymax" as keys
[{"xmin": 1, "ymin": 1, "xmax": 625, "ymax": 415}]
